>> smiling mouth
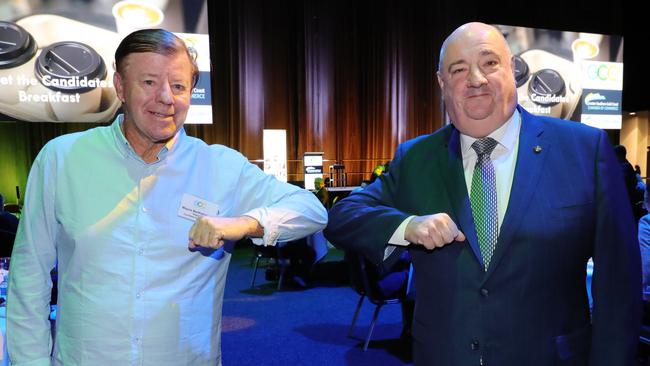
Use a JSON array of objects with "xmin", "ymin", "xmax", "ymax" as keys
[
  {"xmin": 466, "ymin": 93, "xmax": 490, "ymax": 99},
  {"xmin": 150, "ymin": 111, "xmax": 173, "ymax": 118}
]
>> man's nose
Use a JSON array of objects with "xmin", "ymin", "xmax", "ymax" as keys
[
  {"xmin": 467, "ymin": 66, "xmax": 487, "ymax": 87},
  {"xmin": 157, "ymin": 83, "xmax": 174, "ymax": 104}
]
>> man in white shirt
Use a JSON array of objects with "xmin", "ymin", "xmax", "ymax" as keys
[
  {"xmin": 325, "ymin": 22, "xmax": 640, "ymax": 365},
  {"xmin": 7, "ymin": 29, "xmax": 327, "ymax": 366}
]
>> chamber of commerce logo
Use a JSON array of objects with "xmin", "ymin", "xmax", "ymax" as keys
[
  {"xmin": 584, "ymin": 92, "xmax": 606, "ymax": 105},
  {"xmin": 583, "ymin": 91, "xmax": 620, "ymax": 112},
  {"xmin": 194, "ymin": 200, "xmax": 205, "ymax": 208}
]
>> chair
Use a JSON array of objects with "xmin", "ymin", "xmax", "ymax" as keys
[
  {"xmin": 346, "ymin": 250, "xmax": 408, "ymax": 351},
  {"xmin": 0, "ymin": 229, "xmax": 16, "ymax": 257},
  {"xmin": 250, "ymin": 242, "xmax": 288, "ymax": 291},
  {"xmin": 641, "ymin": 324, "xmax": 650, "ymax": 345},
  {"xmin": 3, "ymin": 203, "xmax": 21, "ymax": 215}
]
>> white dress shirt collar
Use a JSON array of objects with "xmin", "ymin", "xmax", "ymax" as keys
[{"xmin": 459, "ymin": 109, "xmax": 521, "ymax": 158}]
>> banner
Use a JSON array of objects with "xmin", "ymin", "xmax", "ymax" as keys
[
  {"xmin": 0, "ymin": 0, "xmax": 212, "ymax": 123},
  {"xmin": 496, "ymin": 25, "xmax": 623, "ymax": 129}
]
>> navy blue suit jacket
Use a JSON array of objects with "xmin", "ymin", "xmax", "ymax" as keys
[{"xmin": 325, "ymin": 106, "xmax": 641, "ymax": 365}]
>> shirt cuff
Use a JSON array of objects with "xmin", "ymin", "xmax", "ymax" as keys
[
  {"xmin": 242, "ymin": 209, "xmax": 280, "ymax": 247},
  {"xmin": 387, "ymin": 216, "xmax": 416, "ymax": 246}
]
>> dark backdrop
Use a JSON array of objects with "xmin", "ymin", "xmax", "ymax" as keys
[{"xmin": 0, "ymin": 0, "xmax": 641, "ymax": 200}]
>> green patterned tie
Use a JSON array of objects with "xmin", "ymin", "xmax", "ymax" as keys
[{"xmin": 470, "ymin": 138, "xmax": 498, "ymax": 271}]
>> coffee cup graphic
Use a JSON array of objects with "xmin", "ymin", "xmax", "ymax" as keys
[
  {"xmin": 526, "ymin": 68, "xmax": 566, "ymax": 118},
  {"xmin": 34, "ymin": 41, "xmax": 107, "ymax": 121},
  {"xmin": 571, "ymin": 38, "xmax": 599, "ymax": 64},
  {"xmin": 513, "ymin": 55, "xmax": 530, "ymax": 88},
  {"xmin": 112, "ymin": 0, "xmax": 164, "ymax": 36},
  {"xmin": 0, "ymin": 21, "xmax": 38, "ymax": 105},
  {"xmin": 0, "ymin": 21, "xmax": 37, "ymax": 69}
]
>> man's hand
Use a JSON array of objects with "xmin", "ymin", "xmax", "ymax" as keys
[
  {"xmin": 188, "ymin": 216, "xmax": 263, "ymax": 250},
  {"xmin": 404, "ymin": 213, "xmax": 466, "ymax": 250}
]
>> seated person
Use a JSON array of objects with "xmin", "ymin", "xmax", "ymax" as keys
[
  {"xmin": 264, "ymin": 179, "xmax": 330, "ymax": 287},
  {"xmin": 314, "ymin": 177, "xmax": 329, "ymax": 208},
  {"xmin": 369, "ymin": 164, "xmax": 385, "ymax": 184},
  {"xmin": 263, "ymin": 238, "xmax": 317, "ymax": 288}
]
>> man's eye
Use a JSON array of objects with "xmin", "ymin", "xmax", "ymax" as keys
[
  {"xmin": 144, "ymin": 80, "xmax": 154, "ymax": 86},
  {"xmin": 451, "ymin": 68, "xmax": 466, "ymax": 75},
  {"xmin": 173, "ymin": 84, "xmax": 186, "ymax": 92}
]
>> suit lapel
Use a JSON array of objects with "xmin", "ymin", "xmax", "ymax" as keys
[
  {"xmin": 484, "ymin": 107, "xmax": 550, "ymax": 278},
  {"xmin": 436, "ymin": 127, "xmax": 484, "ymax": 268}
]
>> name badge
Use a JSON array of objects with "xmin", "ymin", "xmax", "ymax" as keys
[{"xmin": 178, "ymin": 193, "xmax": 219, "ymax": 221}]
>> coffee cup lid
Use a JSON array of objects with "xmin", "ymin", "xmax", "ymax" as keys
[
  {"xmin": 34, "ymin": 41, "xmax": 107, "ymax": 93},
  {"xmin": 513, "ymin": 55, "xmax": 529, "ymax": 88},
  {"xmin": 528, "ymin": 69, "xmax": 566, "ymax": 106},
  {"xmin": 0, "ymin": 21, "xmax": 37, "ymax": 69}
]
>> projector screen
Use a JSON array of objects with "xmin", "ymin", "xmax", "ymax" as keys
[
  {"xmin": 496, "ymin": 24, "xmax": 623, "ymax": 129},
  {"xmin": 0, "ymin": 0, "xmax": 212, "ymax": 124}
]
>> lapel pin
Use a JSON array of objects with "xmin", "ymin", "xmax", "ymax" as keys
[{"xmin": 533, "ymin": 145, "xmax": 542, "ymax": 153}]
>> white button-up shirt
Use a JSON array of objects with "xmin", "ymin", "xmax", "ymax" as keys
[{"xmin": 7, "ymin": 116, "xmax": 327, "ymax": 366}]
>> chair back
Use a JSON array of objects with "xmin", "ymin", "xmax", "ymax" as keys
[
  {"xmin": 346, "ymin": 250, "xmax": 402, "ymax": 304},
  {"xmin": 3, "ymin": 204, "xmax": 20, "ymax": 215},
  {"xmin": 0, "ymin": 229, "xmax": 16, "ymax": 257}
]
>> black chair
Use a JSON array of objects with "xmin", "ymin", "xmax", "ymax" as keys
[
  {"xmin": 346, "ymin": 250, "xmax": 409, "ymax": 351},
  {"xmin": 3, "ymin": 204, "xmax": 21, "ymax": 216},
  {"xmin": 0, "ymin": 229, "xmax": 16, "ymax": 257},
  {"xmin": 641, "ymin": 324, "xmax": 650, "ymax": 345},
  {"xmin": 250, "ymin": 243, "xmax": 288, "ymax": 291}
]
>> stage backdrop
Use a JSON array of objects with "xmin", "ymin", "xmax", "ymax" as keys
[{"xmin": 0, "ymin": 0, "xmax": 625, "ymax": 202}]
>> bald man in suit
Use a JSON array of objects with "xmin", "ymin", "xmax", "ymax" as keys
[{"xmin": 325, "ymin": 22, "xmax": 641, "ymax": 365}]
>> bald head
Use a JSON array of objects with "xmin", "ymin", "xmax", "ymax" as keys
[
  {"xmin": 436, "ymin": 22, "xmax": 517, "ymax": 138},
  {"xmin": 438, "ymin": 22, "xmax": 512, "ymax": 73}
]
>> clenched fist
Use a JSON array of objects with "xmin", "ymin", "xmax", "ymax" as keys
[
  {"xmin": 188, "ymin": 216, "xmax": 263, "ymax": 250},
  {"xmin": 404, "ymin": 213, "xmax": 466, "ymax": 250}
]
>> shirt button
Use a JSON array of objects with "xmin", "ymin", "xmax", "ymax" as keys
[
  {"xmin": 141, "ymin": 206, "xmax": 147, "ymax": 213},
  {"xmin": 138, "ymin": 248, "xmax": 144, "ymax": 255},
  {"xmin": 480, "ymin": 288, "xmax": 489, "ymax": 297},
  {"xmin": 136, "ymin": 291, "xmax": 142, "ymax": 299},
  {"xmin": 134, "ymin": 337, "xmax": 141, "ymax": 344}
]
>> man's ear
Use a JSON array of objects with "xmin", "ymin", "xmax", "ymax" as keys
[
  {"xmin": 114, "ymin": 72, "xmax": 125, "ymax": 104},
  {"xmin": 436, "ymin": 71, "xmax": 445, "ymax": 90}
]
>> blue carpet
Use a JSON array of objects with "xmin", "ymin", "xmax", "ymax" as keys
[{"xmin": 221, "ymin": 243, "xmax": 412, "ymax": 365}]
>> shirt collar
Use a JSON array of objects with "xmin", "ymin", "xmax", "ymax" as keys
[
  {"xmin": 111, "ymin": 114, "xmax": 185, "ymax": 163},
  {"xmin": 459, "ymin": 109, "xmax": 521, "ymax": 156}
]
